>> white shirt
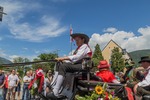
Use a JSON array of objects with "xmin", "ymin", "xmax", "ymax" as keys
[
  {"xmin": 138, "ymin": 66, "xmax": 150, "ymax": 87},
  {"xmin": 68, "ymin": 44, "xmax": 92, "ymax": 63},
  {"xmin": 23, "ymin": 76, "xmax": 32, "ymax": 84},
  {"xmin": 8, "ymin": 74, "xmax": 19, "ymax": 87}
]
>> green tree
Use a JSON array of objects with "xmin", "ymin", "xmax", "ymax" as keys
[
  {"xmin": 92, "ymin": 44, "xmax": 104, "ymax": 67},
  {"xmin": 110, "ymin": 47, "xmax": 125, "ymax": 73},
  {"xmin": 32, "ymin": 53, "xmax": 57, "ymax": 72},
  {"xmin": 13, "ymin": 57, "xmax": 30, "ymax": 77}
]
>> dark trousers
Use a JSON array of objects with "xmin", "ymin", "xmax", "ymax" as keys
[
  {"xmin": 127, "ymin": 83, "xmax": 150, "ymax": 96},
  {"xmin": 137, "ymin": 86, "xmax": 150, "ymax": 96},
  {"xmin": 57, "ymin": 62, "xmax": 82, "ymax": 76},
  {"xmin": 3, "ymin": 87, "xmax": 7, "ymax": 100},
  {"xmin": 22, "ymin": 84, "xmax": 30, "ymax": 100}
]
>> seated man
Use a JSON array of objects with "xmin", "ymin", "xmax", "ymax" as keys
[
  {"xmin": 121, "ymin": 61, "xmax": 135, "ymax": 84},
  {"xmin": 95, "ymin": 60, "xmax": 120, "ymax": 83},
  {"xmin": 133, "ymin": 56, "xmax": 150, "ymax": 97},
  {"xmin": 46, "ymin": 33, "xmax": 92, "ymax": 99}
]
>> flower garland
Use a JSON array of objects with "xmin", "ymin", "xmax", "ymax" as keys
[
  {"xmin": 75, "ymin": 83, "xmax": 120, "ymax": 100},
  {"xmin": 28, "ymin": 68, "xmax": 44, "ymax": 95}
]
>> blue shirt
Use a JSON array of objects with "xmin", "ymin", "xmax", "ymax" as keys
[{"xmin": 0, "ymin": 74, "xmax": 5, "ymax": 85}]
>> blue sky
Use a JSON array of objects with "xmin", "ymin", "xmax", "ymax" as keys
[{"xmin": 0, "ymin": 0, "xmax": 150, "ymax": 61}]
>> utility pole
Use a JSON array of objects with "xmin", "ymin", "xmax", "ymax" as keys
[{"xmin": 0, "ymin": 6, "xmax": 7, "ymax": 21}]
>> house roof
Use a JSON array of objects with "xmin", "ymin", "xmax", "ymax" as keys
[
  {"xmin": 102, "ymin": 39, "xmax": 132, "ymax": 60},
  {"xmin": 102, "ymin": 39, "xmax": 123, "ymax": 51}
]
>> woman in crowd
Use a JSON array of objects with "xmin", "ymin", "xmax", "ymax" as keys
[
  {"xmin": 22, "ymin": 71, "xmax": 31, "ymax": 100},
  {"xmin": 96, "ymin": 60, "xmax": 120, "ymax": 83}
]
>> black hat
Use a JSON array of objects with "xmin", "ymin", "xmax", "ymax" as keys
[
  {"xmin": 70, "ymin": 33, "xmax": 89, "ymax": 44},
  {"xmin": 138, "ymin": 56, "xmax": 150, "ymax": 63}
]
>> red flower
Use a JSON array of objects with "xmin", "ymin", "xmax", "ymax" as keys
[{"xmin": 104, "ymin": 92, "xmax": 109, "ymax": 100}]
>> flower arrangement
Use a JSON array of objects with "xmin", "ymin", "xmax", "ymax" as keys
[
  {"xmin": 75, "ymin": 83, "xmax": 120, "ymax": 100},
  {"xmin": 30, "ymin": 79, "xmax": 40, "ymax": 95},
  {"xmin": 28, "ymin": 68, "xmax": 45, "ymax": 95}
]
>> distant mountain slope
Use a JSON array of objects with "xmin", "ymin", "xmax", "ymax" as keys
[
  {"xmin": 129, "ymin": 49, "xmax": 150, "ymax": 66},
  {"xmin": 0, "ymin": 57, "xmax": 12, "ymax": 64}
]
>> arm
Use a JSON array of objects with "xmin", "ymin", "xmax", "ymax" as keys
[
  {"xmin": 55, "ymin": 44, "xmax": 91, "ymax": 62},
  {"xmin": 137, "ymin": 70, "xmax": 150, "ymax": 87},
  {"xmin": 134, "ymin": 70, "xmax": 150, "ymax": 94},
  {"xmin": 55, "ymin": 56, "xmax": 70, "ymax": 61},
  {"xmin": 23, "ymin": 76, "xmax": 28, "ymax": 82},
  {"xmin": 16, "ymin": 75, "xmax": 19, "ymax": 86},
  {"xmin": 8, "ymin": 75, "xmax": 10, "ymax": 88},
  {"xmin": 68, "ymin": 44, "xmax": 91, "ymax": 62}
]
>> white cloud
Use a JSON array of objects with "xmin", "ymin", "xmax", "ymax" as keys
[
  {"xmin": 22, "ymin": 48, "xmax": 28, "ymax": 50},
  {"xmin": 9, "ymin": 55, "xmax": 20, "ymax": 61},
  {"xmin": 9, "ymin": 54, "xmax": 37, "ymax": 62},
  {"xmin": 34, "ymin": 50, "xmax": 41, "ymax": 54},
  {"xmin": 0, "ymin": 49, "xmax": 7, "ymax": 57},
  {"xmin": 89, "ymin": 26, "xmax": 150, "ymax": 52},
  {"xmin": 1, "ymin": 0, "xmax": 67, "ymax": 42},
  {"xmin": 103, "ymin": 27, "xmax": 117, "ymax": 33},
  {"xmin": 0, "ymin": 48, "xmax": 37, "ymax": 62}
]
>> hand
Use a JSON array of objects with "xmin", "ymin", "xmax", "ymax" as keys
[
  {"xmin": 55, "ymin": 57, "xmax": 64, "ymax": 61},
  {"xmin": 38, "ymin": 89, "xmax": 41, "ymax": 93},
  {"xmin": 8, "ymin": 86, "xmax": 12, "ymax": 89},
  {"xmin": 133, "ymin": 84, "xmax": 138, "ymax": 94},
  {"xmin": 124, "ymin": 84, "xmax": 127, "ymax": 87}
]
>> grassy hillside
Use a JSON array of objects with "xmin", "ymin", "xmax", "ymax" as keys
[
  {"xmin": 129, "ymin": 49, "xmax": 150, "ymax": 66},
  {"xmin": 0, "ymin": 57, "xmax": 12, "ymax": 64}
]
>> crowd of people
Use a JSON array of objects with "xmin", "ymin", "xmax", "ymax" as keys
[
  {"xmin": 0, "ymin": 68, "xmax": 53, "ymax": 100},
  {"xmin": 0, "ymin": 33, "xmax": 149, "ymax": 100},
  {"xmin": 0, "ymin": 58, "xmax": 148, "ymax": 100}
]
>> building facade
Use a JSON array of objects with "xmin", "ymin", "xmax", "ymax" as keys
[{"xmin": 102, "ymin": 39, "xmax": 131, "ymax": 64}]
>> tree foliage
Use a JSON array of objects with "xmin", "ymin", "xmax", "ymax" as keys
[
  {"xmin": 92, "ymin": 44, "xmax": 104, "ymax": 67},
  {"xmin": 32, "ymin": 53, "xmax": 57, "ymax": 72},
  {"xmin": 110, "ymin": 47, "xmax": 125, "ymax": 73},
  {"xmin": 13, "ymin": 57, "xmax": 30, "ymax": 77}
]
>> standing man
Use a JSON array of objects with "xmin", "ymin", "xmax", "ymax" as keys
[
  {"xmin": 0, "ymin": 69, "xmax": 5, "ymax": 100},
  {"xmin": 46, "ymin": 33, "xmax": 92, "ymax": 99},
  {"xmin": 7, "ymin": 69, "xmax": 19, "ymax": 100},
  {"xmin": 133, "ymin": 56, "xmax": 150, "ymax": 98},
  {"xmin": 22, "ymin": 71, "xmax": 32, "ymax": 100}
]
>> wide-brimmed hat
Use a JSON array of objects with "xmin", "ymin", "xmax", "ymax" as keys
[
  {"xmin": 70, "ymin": 33, "xmax": 89, "ymax": 44},
  {"xmin": 97, "ymin": 60, "xmax": 110, "ymax": 69},
  {"xmin": 138, "ymin": 56, "xmax": 150, "ymax": 63}
]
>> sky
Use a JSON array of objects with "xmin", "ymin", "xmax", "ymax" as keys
[{"xmin": 0, "ymin": 0, "xmax": 150, "ymax": 61}]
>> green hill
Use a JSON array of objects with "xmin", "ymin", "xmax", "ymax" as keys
[
  {"xmin": 0, "ymin": 57, "xmax": 12, "ymax": 64},
  {"xmin": 129, "ymin": 49, "xmax": 150, "ymax": 66}
]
